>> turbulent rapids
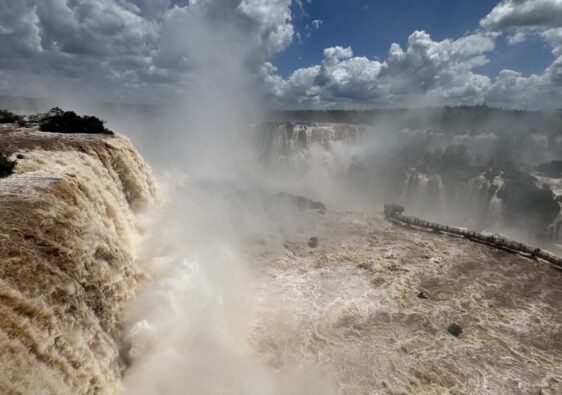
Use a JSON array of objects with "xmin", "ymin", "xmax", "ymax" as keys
[
  {"xmin": 1, "ymin": 120, "xmax": 561, "ymax": 394},
  {"xmin": 0, "ymin": 123, "xmax": 156, "ymax": 394}
]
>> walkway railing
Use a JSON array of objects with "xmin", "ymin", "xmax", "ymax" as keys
[{"xmin": 384, "ymin": 204, "xmax": 562, "ymax": 271}]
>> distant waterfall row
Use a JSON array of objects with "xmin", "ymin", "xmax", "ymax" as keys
[
  {"xmin": 253, "ymin": 122, "xmax": 562, "ymax": 242},
  {"xmin": 254, "ymin": 122, "xmax": 366, "ymax": 159},
  {"xmin": 398, "ymin": 171, "xmax": 505, "ymax": 227}
]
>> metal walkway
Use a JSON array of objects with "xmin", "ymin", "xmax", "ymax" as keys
[{"xmin": 384, "ymin": 203, "xmax": 562, "ymax": 271}]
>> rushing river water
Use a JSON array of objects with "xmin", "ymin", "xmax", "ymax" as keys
[
  {"xmin": 1, "ymin": 123, "xmax": 561, "ymax": 394},
  {"xmin": 122, "ymin": 176, "xmax": 562, "ymax": 394}
]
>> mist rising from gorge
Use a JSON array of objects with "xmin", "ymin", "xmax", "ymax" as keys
[{"xmin": 1, "ymin": 1, "xmax": 562, "ymax": 394}]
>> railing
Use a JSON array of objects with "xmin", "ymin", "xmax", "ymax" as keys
[{"xmin": 384, "ymin": 204, "xmax": 562, "ymax": 271}]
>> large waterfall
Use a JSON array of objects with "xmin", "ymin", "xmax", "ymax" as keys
[{"xmin": 0, "ymin": 125, "xmax": 156, "ymax": 394}]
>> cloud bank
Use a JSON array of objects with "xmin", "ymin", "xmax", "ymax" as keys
[
  {"xmin": 260, "ymin": 0, "xmax": 562, "ymax": 109},
  {"xmin": 0, "ymin": 0, "xmax": 561, "ymax": 109},
  {"xmin": 262, "ymin": 31, "xmax": 498, "ymax": 108},
  {"xmin": 0, "ymin": 0, "xmax": 293, "ymax": 103}
]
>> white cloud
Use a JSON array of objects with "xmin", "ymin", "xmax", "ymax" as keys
[
  {"xmin": 238, "ymin": 0, "xmax": 294, "ymax": 55},
  {"xmin": 0, "ymin": 0, "xmax": 561, "ymax": 109},
  {"xmin": 547, "ymin": 54, "xmax": 562, "ymax": 81},
  {"xmin": 484, "ymin": 68, "xmax": 560, "ymax": 108},
  {"xmin": 381, "ymin": 31, "xmax": 495, "ymax": 95},
  {"xmin": 541, "ymin": 27, "xmax": 562, "ymax": 54},
  {"xmin": 481, "ymin": 0, "xmax": 562, "ymax": 53},
  {"xmin": 0, "ymin": 0, "xmax": 158, "ymax": 94},
  {"xmin": 507, "ymin": 30, "xmax": 529, "ymax": 44},
  {"xmin": 475, "ymin": 0, "xmax": 562, "ymax": 108},
  {"xmin": 0, "ymin": 0, "xmax": 295, "ymax": 102},
  {"xmin": 264, "ymin": 31, "xmax": 498, "ymax": 108},
  {"xmin": 316, "ymin": 47, "xmax": 383, "ymax": 100},
  {"xmin": 481, "ymin": 0, "xmax": 562, "ymax": 29},
  {"xmin": 311, "ymin": 19, "xmax": 323, "ymax": 30}
]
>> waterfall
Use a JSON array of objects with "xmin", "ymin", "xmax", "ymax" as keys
[
  {"xmin": 399, "ymin": 170, "xmax": 447, "ymax": 214},
  {"xmin": 0, "ymin": 128, "xmax": 156, "ymax": 394},
  {"xmin": 256, "ymin": 122, "xmax": 365, "ymax": 160},
  {"xmin": 487, "ymin": 175, "xmax": 505, "ymax": 224}
]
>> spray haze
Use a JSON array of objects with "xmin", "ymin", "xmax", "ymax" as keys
[
  {"xmin": 1, "ymin": 1, "xmax": 562, "ymax": 394},
  {"xmin": 119, "ymin": 1, "xmax": 338, "ymax": 393}
]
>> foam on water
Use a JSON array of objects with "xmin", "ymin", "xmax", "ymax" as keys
[{"xmin": 0, "ymin": 128, "xmax": 156, "ymax": 394}]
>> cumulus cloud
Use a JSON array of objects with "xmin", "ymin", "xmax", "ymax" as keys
[
  {"xmin": 0, "ymin": 0, "xmax": 561, "ymax": 109},
  {"xmin": 481, "ymin": 0, "xmax": 562, "ymax": 29},
  {"xmin": 314, "ymin": 46, "xmax": 383, "ymax": 100},
  {"xmin": 476, "ymin": 0, "xmax": 562, "ymax": 108},
  {"xmin": 507, "ymin": 30, "xmax": 529, "ymax": 44},
  {"xmin": 264, "ymin": 31, "xmax": 498, "ymax": 108},
  {"xmin": 311, "ymin": 19, "xmax": 323, "ymax": 30},
  {"xmin": 541, "ymin": 27, "xmax": 562, "ymax": 54},
  {"xmin": 481, "ymin": 0, "xmax": 562, "ymax": 53},
  {"xmin": 238, "ymin": 0, "xmax": 294, "ymax": 55},
  {"xmin": 382, "ymin": 31, "xmax": 495, "ymax": 95},
  {"xmin": 0, "ymin": 0, "xmax": 294, "ymax": 102}
]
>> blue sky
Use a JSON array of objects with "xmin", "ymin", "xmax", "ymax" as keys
[
  {"xmin": 275, "ymin": 0, "xmax": 554, "ymax": 79},
  {"xmin": 1, "ymin": 1, "xmax": 561, "ymax": 109}
]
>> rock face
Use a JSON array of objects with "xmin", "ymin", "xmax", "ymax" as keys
[{"xmin": 0, "ymin": 124, "xmax": 156, "ymax": 394}]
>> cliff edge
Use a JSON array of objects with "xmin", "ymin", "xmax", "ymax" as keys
[{"xmin": 0, "ymin": 124, "xmax": 156, "ymax": 394}]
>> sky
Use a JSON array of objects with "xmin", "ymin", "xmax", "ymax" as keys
[{"xmin": 0, "ymin": 0, "xmax": 561, "ymax": 110}]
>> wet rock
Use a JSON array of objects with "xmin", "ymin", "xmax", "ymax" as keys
[
  {"xmin": 357, "ymin": 262, "xmax": 372, "ymax": 271},
  {"xmin": 447, "ymin": 323, "xmax": 463, "ymax": 337},
  {"xmin": 308, "ymin": 237, "xmax": 319, "ymax": 248}
]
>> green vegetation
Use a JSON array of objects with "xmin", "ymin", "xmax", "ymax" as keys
[
  {"xmin": 39, "ymin": 108, "xmax": 112, "ymax": 134},
  {"xmin": 0, "ymin": 154, "xmax": 16, "ymax": 178},
  {"xmin": 0, "ymin": 109, "xmax": 22, "ymax": 124}
]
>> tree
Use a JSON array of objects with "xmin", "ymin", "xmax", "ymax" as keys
[
  {"xmin": 39, "ymin": 108, "xmax": 112, "ymax": 134},
  {"xmin": 0, "ymin": 109, "xmax": 22, "ymax": 124}
]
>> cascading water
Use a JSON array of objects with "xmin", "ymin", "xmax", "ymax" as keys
[
  {"xmin": 256, "ymin": 122, "xmax": 365, "ymax": 156},
  {"xmin": 254, "ymin": 122, "xmax": 367, "ymax": 209},
  {"xmin": 488, "ymin": 175, "xmax": 505, "ymax": 224},
  {"xmin": 0, "ymin": 125, "xmax": 156, "ymax": 394}
]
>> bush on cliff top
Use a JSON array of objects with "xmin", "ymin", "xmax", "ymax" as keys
[
  {"xmin": 0, "ymin": 109, "xmax": 22, "ymax": 124},
  {"xmin": 39, "ymin": 108, "xmax": 112, "ymax": 134},
  {"xmin": 0, "ymin": 154, "xmax": 16, "ymax": 178}
]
